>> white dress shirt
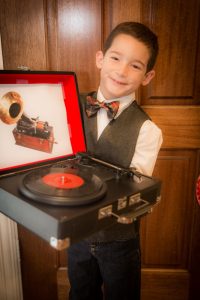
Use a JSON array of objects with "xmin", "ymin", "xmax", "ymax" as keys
[{"xmin": 96, "ymin": 89, "xmax": 163, "ymax": 176}]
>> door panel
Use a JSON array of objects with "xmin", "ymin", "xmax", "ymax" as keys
[
  {"xmin": 141, "ymin": 150, "xmax": 196, "ymax": 267},
  {"xmin": 141, "ymin": 0, "xmax": 200, "ymax": 105},
  {"xmin": 0, "ymin": 0, "xmax": 47, "ymax": 70},
  {"xmin": 47, "ymin": 0, "xmax": 102, "ymax": 92}
]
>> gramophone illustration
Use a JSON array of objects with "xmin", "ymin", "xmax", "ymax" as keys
[{"xmin": 0, "ymin": 91, "xmax": 55, "ymax": 153}]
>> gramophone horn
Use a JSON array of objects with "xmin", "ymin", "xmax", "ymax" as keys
[{"xmin": 0, "ymin": 91, "xmax": 24, "ymax": 124}]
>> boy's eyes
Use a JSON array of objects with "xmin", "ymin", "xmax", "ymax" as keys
[
  {"xmin": 110, "ymin": 56, "xmax": 119, "ymax": 61},
  {"xmin": 109, "ymin": 56, "xmax": 143, "ymax": 70},
  {"xmin": 132, "ymin": 64, "xmax": 142, "ymax": 70}
]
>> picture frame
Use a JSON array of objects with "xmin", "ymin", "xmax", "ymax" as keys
[{"xmin": 0, "ymin": 70, "xmax": 86, "ymax": 176}]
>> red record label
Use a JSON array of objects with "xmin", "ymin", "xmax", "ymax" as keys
[
  {"xmin": 196, "ymin": 175, "xmax": 200, "ymax": 206},
  {"xmin": 42, "ymin": 173, "xmax": 84, "ymax": 189}
]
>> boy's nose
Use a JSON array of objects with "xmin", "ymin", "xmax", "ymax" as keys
[{"xmin": 116, "ymin": 64, "xmax": 129, "ymax": 76}]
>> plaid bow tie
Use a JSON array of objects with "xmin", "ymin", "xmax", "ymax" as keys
[{"xmin": 85, "ymin": 95, "xmax": 119, "ymax": 119}]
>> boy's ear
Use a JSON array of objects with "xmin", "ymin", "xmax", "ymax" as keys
[
  {"xmin": 142, "ymin": 70, "xmax": 155, "ymax": 86},
  {"xmin": 96, "ymin": 51, "xmax": 104, "ymax": 69}
]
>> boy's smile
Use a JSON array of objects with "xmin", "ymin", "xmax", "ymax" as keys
[{"xmin": 96, "ymin": 34, "xmax": 155, "ymax": 100}]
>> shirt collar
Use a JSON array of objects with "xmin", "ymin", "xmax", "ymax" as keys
[{"xmin": 97, "ymin": 88, "xmax": 135, "ymax": 118}]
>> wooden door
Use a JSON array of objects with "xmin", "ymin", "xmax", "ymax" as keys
[{"xmin": 0, "ymin": 0, "xmax": 200, "ymax": 299}]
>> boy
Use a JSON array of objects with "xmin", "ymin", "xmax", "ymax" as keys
[{"xmin": 68, "ymin": 22, "xmax": 163, "ymax": 300}]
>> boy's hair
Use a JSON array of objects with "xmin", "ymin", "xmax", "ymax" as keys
[{"xmin": 103, "ymin": 22, "xmax": 159, "ymax": 72}]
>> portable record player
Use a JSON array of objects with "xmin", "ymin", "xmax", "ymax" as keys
[{"xmin": 0, "ymin": 70, "xmax": 161, "ymax": 250}]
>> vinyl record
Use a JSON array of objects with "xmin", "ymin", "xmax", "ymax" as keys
[{"xmin": 19, "ymin": 166, "xmax": 107, "ymax": 206}]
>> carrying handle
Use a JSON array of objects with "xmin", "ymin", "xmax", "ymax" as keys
[
  {"xmin": 98, "ymin": 196, "xmax": 161, "ymax": 224},
  {"xmin": 109, "ymin": 207, "xmax": 153, "ymax": 224}
]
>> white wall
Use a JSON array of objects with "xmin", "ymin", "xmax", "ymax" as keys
[{"xmin": 0, "ymin": 214, "xmax": 23, "ymax": 300}]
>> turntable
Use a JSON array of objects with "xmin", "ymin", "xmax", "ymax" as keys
[{"xmin": 0, "ymin": 70, "xmax": 161, "ymax": 250}]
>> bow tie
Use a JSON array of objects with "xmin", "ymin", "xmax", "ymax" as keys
[{"xmin": 85, "ymin": 95, "xmax": 120, "ymax": 119}]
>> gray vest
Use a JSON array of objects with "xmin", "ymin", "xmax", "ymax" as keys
[
  {"xmin": 80, "ymin": 92, "xmax": 150, "ymax": 242},
  {"xmin": 80, "ymin": 92, "xmax": 150, "ymax": 168}
]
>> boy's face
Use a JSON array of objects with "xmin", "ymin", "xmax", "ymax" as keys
[{"xmin": 96, "ymin": 34, "xmax": 155, "ymax": 100}]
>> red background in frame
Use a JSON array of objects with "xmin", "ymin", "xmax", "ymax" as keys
[{"xmin": 0, "ymin": 71, "xmax": 86, "ymax": 173}]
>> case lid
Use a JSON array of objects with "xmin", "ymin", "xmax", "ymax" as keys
[{"xmin": 0, "ymin": 70, "xmax": 86, "ymax": 176}]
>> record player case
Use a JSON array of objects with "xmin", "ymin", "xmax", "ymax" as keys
[{"xmin": 0, "ymin": 70, "xmax": 161, "ymax": 250}]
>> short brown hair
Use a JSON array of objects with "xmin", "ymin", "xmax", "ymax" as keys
[{"xmin": 103, "ymin": 22, "xmax": 159, "ymax": 72}]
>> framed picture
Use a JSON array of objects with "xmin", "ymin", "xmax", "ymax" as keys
[{"xmin": 0, "ymin": 70, "xmax": 86, "ymax": 176}]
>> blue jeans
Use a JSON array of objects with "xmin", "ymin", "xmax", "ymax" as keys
[{"xmin": 67, "ymin": 237, "xmax": 141, "ymax": 300}]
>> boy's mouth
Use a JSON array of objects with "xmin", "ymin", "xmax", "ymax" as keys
[{"xmin": 110, "ymin": 77, "xmax": 127, "ymax": 86}]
